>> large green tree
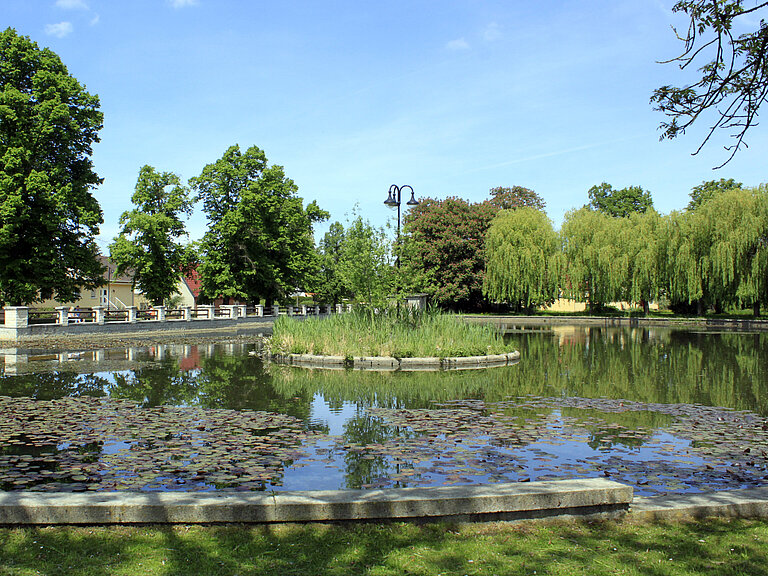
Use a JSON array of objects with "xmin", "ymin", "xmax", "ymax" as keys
[
  {"xmin": 0, "ymin": 28, "xmax": 104, "ymax": 306},
  {"xmin": 587, "ymin": 183, "xmax": 654, "ymax": 217},
  {"xmin": 652, "ymin": 1, "xmax": 768, "ymax": 166},
  {"xmin": 190, "ymin": 145, "xmax": 327, "ymax": 304},
  {"xmin": 401, "ymin": 197, "xmax": 496, "ymax": 311},
  {"xmin": 483, "ymin": 207, "xmax": 562, "ymax": 312},
  {"xmin": 561, "ymin": 207, "xmax": 629, "ymax": 311},
  {"xmin": 109, "ymin": 165, "xmax": 194, "ymax": 306}
]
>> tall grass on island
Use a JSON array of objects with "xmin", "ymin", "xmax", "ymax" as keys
[{"xmin": 268, "ymin": 308, "xmax": 515, "ymax": 358}]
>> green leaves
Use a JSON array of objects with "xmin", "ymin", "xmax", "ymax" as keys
[
  {"xmin": 483, "ymin": 207, "xmax": 562, "ymax": 311},
  {"xmin": 109, "ymin": 165, "xmax": 193, "ymax": 306},
  {"xmin": 0, "ymin": 28, "xmax": 104, "ymax": 306},
  {"xmin": 190, "ymin": 145, "xmax": 327, "ymax": 304}
]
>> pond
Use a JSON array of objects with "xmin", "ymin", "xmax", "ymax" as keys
[{"xmin": 1, "ymin": 324, "xmax": 767, "ymax": 497}]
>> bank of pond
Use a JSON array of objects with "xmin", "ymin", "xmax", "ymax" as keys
[{"xmin": 0, "ymin": 324, "xmax": 766, "ymax": 497}]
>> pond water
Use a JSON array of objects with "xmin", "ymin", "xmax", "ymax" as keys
[{"xmin": 1, "ymin": 325, "xmax": 767, "ymax": 496}]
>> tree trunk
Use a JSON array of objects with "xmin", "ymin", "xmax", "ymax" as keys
[{"xmin": 754, "ymin": 301, "xmax": 761, "ymax": 317}]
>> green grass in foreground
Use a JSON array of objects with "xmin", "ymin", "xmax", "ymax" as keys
[
  {"xmin": 269, "ymin": 309, "xmax": 515, "ymax": 358},
  {"xmin": 1, "ymin": 518, "xmax": 766, "ymax": 575}
]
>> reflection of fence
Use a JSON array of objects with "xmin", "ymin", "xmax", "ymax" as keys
[{"xmin": 3, "ymin": 303, "xmax": 352, "ymax": 331}]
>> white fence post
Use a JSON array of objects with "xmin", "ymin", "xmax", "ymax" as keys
[
  {"xmin": 93, "ymin": 306, "xmax": 105, "ymax": 325},
  {"xmin": 255, "ymin": 305, "xmax": 264, "ymax": 317},
  {"xmin": 182, "ymin": 306, "xmax": 192, "ymax": 321},
  {"xmin": 56, "ymin": 306, "xmax": 69, "ymax": 326},
  {"xmin": 127, "ymin": 306, "xmax": 138, "ymax": 323},
  {"xmin": 4, "ymin": 306, "xmax": 29, "ymax": 328},
  {"xmin": 154, "ymin": 305, "xmax": 166, "ymax": 322}
]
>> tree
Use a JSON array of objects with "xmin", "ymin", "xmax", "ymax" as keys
[
  {"xmin": 109, "ymin": 165, "xmax": 194, "ymax": 306},
  {"xmin": 338, "ymin": 213, "xmax": 392, "ymax": 306},
  {"xmin": 686, "ymin": 178, "xmax": 743, "ymax": 210},
  {"xmin": 587, "ymin": 183, "xmax": 654, "ymax": 217},
  {"xmin": 401, "ymin": 197, "xmax": 496, "ymax": 311},
  {"xmin": 487, "ymin": 186, "xmax": 546, "ymax": 211},
  {"xmin": 314, "ymin": 221, "xmax": 349, "ymax": 306},
  {"xmin": 0, "ymin": 28, "xmax": 104, "ymax": 306},
  {"xmin": 561, "ymin": 207, "xmax": 629, "ymax": 311},
  {"xmin": 652, "ymin": 1, "xmax": 768, "ymax": 166},
  {"xmin": 483, "ymin": 207, "xmax": 562, "ymax": 312},
  {"xmin": 190, "ymin": 145, "xmax": 328, "ymax": 305}
]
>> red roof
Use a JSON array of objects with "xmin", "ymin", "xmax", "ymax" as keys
[{"xmin": 182, "ymin": 267, "xmax": 202, "ymax": 298}]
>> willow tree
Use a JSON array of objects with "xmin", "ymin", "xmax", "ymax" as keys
[
  {"xmin": 620, "ymin": 210, "xmax": 664, "ymax": 314},
  {"xmin": 662, "ymin": 186, "xmax": 768, "ymax": 315},
  {"xmin": 700, "ymin": 187, "xmax": 768, "ymax": 314},
  {"xmin": 483, "ymin": 207, "xmax": 561, "ymax": 312},
  {"xmin": 561, "ymin": 208, "xmax": 629, "ymax": 311}
]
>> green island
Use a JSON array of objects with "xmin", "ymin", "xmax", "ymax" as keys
[{"xmin": 267, "ymin": 310, "xmax": 516, "ymax": 358}]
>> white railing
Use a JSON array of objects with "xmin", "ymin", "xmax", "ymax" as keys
[{"xmin": 3, "ymin": 303, "xmax": 350, "ymax": 328}]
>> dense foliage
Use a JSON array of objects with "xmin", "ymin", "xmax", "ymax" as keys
[
  {"xmin": 483, "ymin": 207, "xmax": 562, "ymax": 312},
  {"xmin": 0, "ymin": 28, "xmax": 104, "ymax": 306},
  {"xmin": 109, "ymin": 165, "xmax": 194, "ymax": 306},
  {"xmin": 314, "ymin": 214, "xmax": 392, "ymax": 306},
  {"xmin": 400, "ymin": 187, "xmax": 546, "ymax": 311},
  {"xmin": 587, "ymin": 182, "xmax": 654, "ymax": 217},
  {"xmin": 190, "ymin": 145, "xmax": 328, "ymax": 305}
]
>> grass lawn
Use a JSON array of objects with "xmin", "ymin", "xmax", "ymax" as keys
[{"xmin": 1, "ymin": 517, "xmax": 767, "ymax": 575}]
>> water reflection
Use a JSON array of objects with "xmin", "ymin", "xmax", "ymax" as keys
[{"xmin": 0, "ymin": 327, "xmax": 766, "ymax": 495}]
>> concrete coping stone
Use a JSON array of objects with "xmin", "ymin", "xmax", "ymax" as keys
[
  {"xmin": 630, "ymin": 486, "xmax": 768, "ymax": 521},
  {"xmin": 268, "ymin": 351, "xmax": 520, "ymax": 371},
  {"xmin": 0, "ymin": 478, "xmax": 631, "ymax": 525}
]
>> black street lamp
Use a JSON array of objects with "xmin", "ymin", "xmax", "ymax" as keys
[{"xmin": 384, "ymin": 184, "xmax": 419, "ymax": 268}]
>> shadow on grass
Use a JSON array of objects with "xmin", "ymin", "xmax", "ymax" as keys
[{"xmin": 2, "ymin": 518, "xmax": 768, "ymax": 575}]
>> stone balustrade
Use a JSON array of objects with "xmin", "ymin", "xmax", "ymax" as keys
[{"xmin": 2, "ymin": 303, "xmax": 349, "ymax": 330}]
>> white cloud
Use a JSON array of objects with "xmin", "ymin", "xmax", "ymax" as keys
[
  {"xmin": 55, "ymin": 0, "xmax": 89, "ymax": 9},
  {"xmin": 483, "ymin": 22, "xmax": 501, "ymax": 42},
  {"xmin": 446, "ymin": 37, "xmax": 470, "ymax": 51},
  {"xmin": 45, "ymin": 21, "xmax": 74, "ymax": 38},
  {"xmin": 90, "ymin": 14, "xmax": 100, "ymax": 26},
  {"xmin": 169, "ymin": 0, "xmax": 198, "ymax": 7}
]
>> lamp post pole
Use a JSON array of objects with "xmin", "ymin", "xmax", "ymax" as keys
[
  {"xmin": 383, "ymin": 184, "xmax": 419, "ymax": 269},
  {"xmin": 384, "ymin": 185, "xmax": 419, "ymax": 306}
]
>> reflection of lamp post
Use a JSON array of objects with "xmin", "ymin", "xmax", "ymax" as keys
[{"xmin": 383, "ymin": 184, "xmax": 419, "ymax": 269}]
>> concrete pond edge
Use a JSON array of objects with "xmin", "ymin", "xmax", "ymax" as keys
[
  {"xmin": 264, "ymin": 350, "xmax": 521, "ymax": 371},
  {"xmin": 3, "ymin": 480, "xmax": 768, "ymax": 526}
]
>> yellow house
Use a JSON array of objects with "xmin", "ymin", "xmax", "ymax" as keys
[{"xmin": 38, "ymin": 256, "xmax": 150, "ymax": 310}]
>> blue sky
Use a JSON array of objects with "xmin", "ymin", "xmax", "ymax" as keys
[{"xmin": 3, "ymin": 0, "xmax": 767, "ymax": 250}]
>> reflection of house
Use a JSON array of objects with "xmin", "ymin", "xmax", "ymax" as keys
[{"xmin": 39, "ymin": 256, "xmax": 149, "ymax": 310}]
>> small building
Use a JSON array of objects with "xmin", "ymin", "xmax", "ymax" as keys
[{"xmin": 38, "ymin": 256, "xmax": 149, "ymax": 310}]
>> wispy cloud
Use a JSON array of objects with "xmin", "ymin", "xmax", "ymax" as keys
[
  {"xmin": 89, "ymin": 14, "xmax": 100, "ymax": 26},
  {"xmin": 483, "ymin": 22, "xmax": 501, "ymax": 42},
  {"xmin": 169, "ymin": 0, "xmax": 198, "ymax": 8},
  {"xmin": 446, "ymin": 37, "xmax": 470, "ymax": 51},
  {"xmin": 55, "ymin": 0, "xmax": 88, "ymax": 9},
  {"xmin": 45, "ymin": 21, "xmax": 74, "ymax": 38},
  {"xmin": 470, "ymin": 137, "xmax": 643, "ymax": 173}
]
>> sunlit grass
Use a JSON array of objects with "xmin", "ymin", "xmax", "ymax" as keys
[
  {"xmin": 268, "ymin": 308, "xmax": 515, "ymax": 358},
  {"xmin": 1, "ymin": 518, "xmax": 767, "ymax": 575}
]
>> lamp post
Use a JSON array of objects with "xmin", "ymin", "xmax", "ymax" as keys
[{"xmin": 383, "ymin": 184, "xmax": 419, "ymax": 269}]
